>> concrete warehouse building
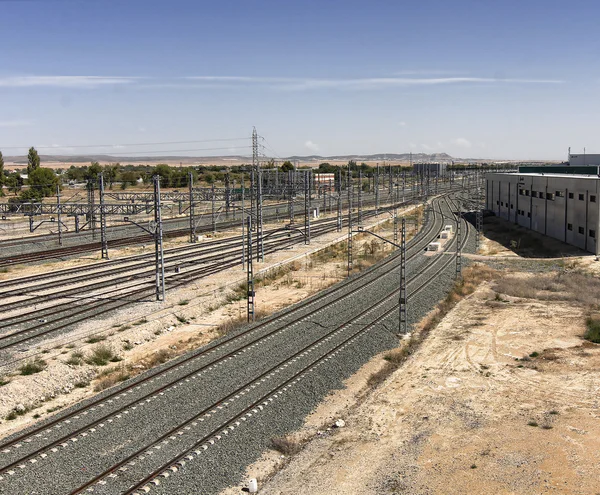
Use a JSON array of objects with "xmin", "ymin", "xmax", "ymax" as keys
[{"xmin": 486, "ymin": 169, "xmax": 600, "ymax": 253}]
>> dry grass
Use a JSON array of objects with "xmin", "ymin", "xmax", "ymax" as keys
[
  {"xmin": 85, "ymin": 344, "xmax": 121, "ymax": 366},
  {"xmin": 93, "ymin": 367, "xmax": 131, "ymax": 392}
]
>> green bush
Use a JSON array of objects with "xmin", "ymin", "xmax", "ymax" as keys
[
  {"xmin": 19, "ymin": 358, "xmax": 47, "ymax": 375},
  {"xmin": 86, "ymin": 344, "xmax": 120, "ymax": 366}
]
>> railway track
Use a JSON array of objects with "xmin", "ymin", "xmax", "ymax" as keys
[
  {"xmin": 0, "ymin": 199, "xmax": 429, "ymax": 359},
  {"xmin": 0, "ymin": 184, "xmax": 458, "ymax": 266},
  {"xmin": 0, "ymin": 194, "xmax": 469, "ymax": 495}
]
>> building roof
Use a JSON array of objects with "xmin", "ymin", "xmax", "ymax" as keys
[{"xmin": 488, "ymin": 172, "xmax": 600, "ymax": 180}]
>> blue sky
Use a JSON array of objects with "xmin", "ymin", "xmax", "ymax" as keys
[{"xmin": 0, "ymin": 0, "xmax": 598, "ymax": 160}]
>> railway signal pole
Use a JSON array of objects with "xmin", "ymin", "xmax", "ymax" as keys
[
  {"xmin": 99, "ymin": 173, "xmax": 109, "ymax": 259},
  {"xmin": 246, "ymin": 215, "xmax": 255, "ymax": 322},
  {"xmin": 347, "ymin": 171, "xmax": 353, "ymax": 276},
  {"xmin": 56, "ymin": 185, "xmax": 63, "ymax": 247},
  {"xmin": 304, "ymin": 171, "xmax": 311, "ymax": 245},
  {"xmin": 455, "ymin": 205, "xmax": 462, "ymax": 279},
  {"xmin": 337, "ymin": 169, "xmax": 342, "ymax": 232},
  {"xmin": 399, "ymin": 217, "xmax": 407, "ymax": 335},
  {"xmin": 188, "ymin": 172, "xmax": 196, "ymax": 243},
  {"xmin": 153, "ymin": 176, "xmax": 166, "ymax": 301}
]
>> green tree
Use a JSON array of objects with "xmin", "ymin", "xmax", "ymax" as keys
[
  {"xmin": 280, "ymin": 161, "xmax": 294, "ymax": 172},
  {"xmin": 27, "ymin": 147, "xmax": 41, "ymax": 175},
  {"xmin": 6, "ymin": 173, "xmax": 23, "ymax": 195},
  {"xmin": 20, "ymin": 168, "xmax": 59, "ymax": 202},
  {"xmin": 152, "ymin": 164, "xmax": 173, "ymax": 187},
  {"xmin": 103, "ymin": 163, "xmax": 119, "ymax": 189}
]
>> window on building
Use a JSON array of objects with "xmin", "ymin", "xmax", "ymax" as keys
[
  {"xmin": 568, "ymin": 223, "xmax": 573, "ymax": 231},
  {"xmin": 579, "ymin": 193, "xmax": 585, "ymax": 201},
  {"xmin": 527, "ymin": 212, "xmax": 531, "ymax": 218},
  {"xmin": 590, "ymin": 229, "xmax": 596, "ymax": 239},
  {"xmin": 556, "ymin": 191, "xmax": 565, "ymax": 197},
  {"xmin": 525, "ymin": 190, "xmax": 530, "ymax": 196},
  {"xmin": 501, "ymin": 201, "xmax": 504, "ymax": 206},
  {"xmin": 568, "ymin": 192, "xmax": 574, "ymax": 199},
  {"xmin": 546, "ymin": 192, "xmax": 554, "ymax": 200},
  {"xmin": 519, "ymin": 189, "xmax": 525, "ymax": 196},
  {"xmin": 532, "ymin": 191, "xmax": 537, "ymax": 197},
  {"xmin": 510, "ymin": 204, "xmax": 514, "ymax": 209},
  {"xmin": 496, "ymin": 201, "xmax": 499, "ymax": 205},
  {"xmin": 591, "ymin": 195, "xmax": 596, "ymax": 203},
  {"xmin": 578, "ymin": 226, "xmax": 585, "ymax": 235}
]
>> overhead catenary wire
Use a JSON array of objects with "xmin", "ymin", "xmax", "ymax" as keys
[{"xmin": 0, "ymin": 137, "xmax": 251, "ymax": 151}]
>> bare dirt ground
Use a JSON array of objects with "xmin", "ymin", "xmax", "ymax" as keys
[
  {"xmin": 226, "ymin": 272, "xmax": 600, "ymax": 495},
  {"xmin": 0, "ymin": 205, "xmax": 419, "ymax": 438},
  {"xmin": 220, "ymin": 225, "xmax": 600, "ymax": 495}
]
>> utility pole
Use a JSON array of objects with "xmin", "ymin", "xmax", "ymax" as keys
[
  {"xmin": 455, "ymin": 206, "xmax": 462, "ymax": 279},
  {"xmin": 304, "ymin": 170, "xmax": 311, "ymax": 244},
  {"xmin": 153, "ymin": 176, "xmax": 166, "ymax": 301},
  {"xmin": 393, "ymin": 207, "xmax": 398, "ymax": 245},
  {"xmin": 56, "ymin": 184, "xmax": 63, "ymax": 247},
  {"xmin": 358, "ymin": 170, "xmax": 363, "ymax": 226},
  {"xmin": 252, "ymin": 127, "xmax": 264, "ymax": 261},
  {"xmin": 87, "ymin": 179, "xmax": 96, "ymax": 239},
  {"xmin": 347, "ymin": 171, "xmax": 353, "ymax": 276},
  {"xmin": 225, "ymin": 174, "xmax": 231, "ymax": 219},
  {"xmin": 337, "ymin": 169, "xmax": 342, "ymax": 232},
  {"xmin": 288, "ymin": 170, "xmax": 295, "ymax": 223},
  {"xmin": 241, "ymin": 172, "xmax": 245, "ymax": 269},
  {"xmin": 257, "ymin": 166, "xmax": 264, "ymax": 261},
  {"xmin": 99, "ymin": 173, "xmax": 109, "ymax": 259},
  {"xmin": 399, "ymin": 218, "xmax": 407, "ymax": 335},
  {"xmin": 188, "ymin": 172, "xmax": 195, "ymax": 243},
  {"xmin": 211, "ymin": 183, "xmax": 216, "ymax": 234},
  {"xmin": 246, "ymin": 215, "xmax": 255, "ymax": 322},
  {"xmin": 375, "ymin": 164, "xmax": 380, "ymax": 214}
]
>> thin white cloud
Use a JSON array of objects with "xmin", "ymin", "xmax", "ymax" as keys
[
  {"xmin": 305, "ymin": 140, "xmax": 319, "ymax": 152},
  {"xmin": 0, "ymin": 76, "xmax": 137, "ymax": 88},
  {"xmin": 398, "ymin": 121, "xmax": 407, "ymax": 127},
  {"xmin": 181, "ymin": 76, "xmax": 564, "ymax": 91},
  {"xmin": 0, "ymin": 119, "xmax": 33, "ymax": 127},
  {"xmin": 453, "ymin": 138, "xmax": 473, "ymax": 148}
]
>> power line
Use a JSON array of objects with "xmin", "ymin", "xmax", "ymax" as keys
[{"xmin": 0, "ymin": 137, "xmax": 250, "ymax": 151}]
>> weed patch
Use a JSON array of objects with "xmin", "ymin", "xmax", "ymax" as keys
[{"xmin": 19, "ymin": 358, "xmax": 47, "ymax": 375}]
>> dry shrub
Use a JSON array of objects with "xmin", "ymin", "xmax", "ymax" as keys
[
  {"xmin": 215, "ymin": 310, "xmax": 269, "ymax": 338},
  {"xmin": 94, "ymin": 368, "xmax": 131, "ymax": 392},
  {"xmin": 494, "ymin": 271, "xmax": 600, "ymax": 307},
  {"xmin": 271, "ymin": 435, "xmax": 301, "ymax": 455},
  {"xmin": 143, "ymin": 349, "xmax": 173, "ymax": 368}
]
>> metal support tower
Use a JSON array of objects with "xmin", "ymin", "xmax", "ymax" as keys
[
  {"xmin": 99, "ymin": 173, "xmax": 109, "ymax": 259},
  {"xmin": 225, "ymin": 174, "xmax": 231, "ymax": 218},
  {"xmin": 399, "ymin": 218, "xmax": 407, "ymax": 335},
  {"xmin": 393, "ymin": 207, "xmax": 398, "ymax": 245},
  {"xmin": 257, "ymin": 166, "xmax": 264, "ymax": 261},
  {"xmin": 211, "ymin": 183, "xmax": 216, "ymax": 233},
  {"xmin": 455, "ymin": 206, "xmax": 462, "ymax": 279},
  {"xmin": 336, "ymin": 170, "xmax": 342, "ymax": 231},
  {"xmin": 87, "ymin": 180, "xmax": 96, "ymax": 239},
  {"xmin": 304, "ymin": 170, "xmax": 311, "ymax": 244},
  {"xmin": 347, "ymin": 175, "xmax": 353, "ymax": 276},
  {"xmin": 188, "ymin": 172, "xmax": 196, "ymax": 242},
  {"xmin": 56, "ymin": 185, "xmax": 63, "ymax": 246},
  {"xmin": 358, "ymin": 170, "xmax": 363, "ymax": 226},
  {"xmin": 246, "ymin": 215, "xmax": 255, "ymax": 322},
  {"xmin": 375, "ymin": 164, "xmax": 380, "ymax": 214},
  {"xmin": 153, "ymin": 176, "xmax": 166, "ymax": 302}
]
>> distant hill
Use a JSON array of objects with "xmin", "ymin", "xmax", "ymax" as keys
[{"xmin": 4, "ymin": 152, "xmax": 458, "ymax": 166}]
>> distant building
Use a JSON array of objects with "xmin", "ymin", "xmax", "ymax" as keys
[
  {"xmin": 569, "ymin": 153, "xmax": 600, "ymax": 167},
  {"xmin": 413, "ymin": 163, "xmax": 447, "ymax": 176},
  {"xmin": 314, "ymin": 173, "xmax": 336, "ymax": 191}
]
